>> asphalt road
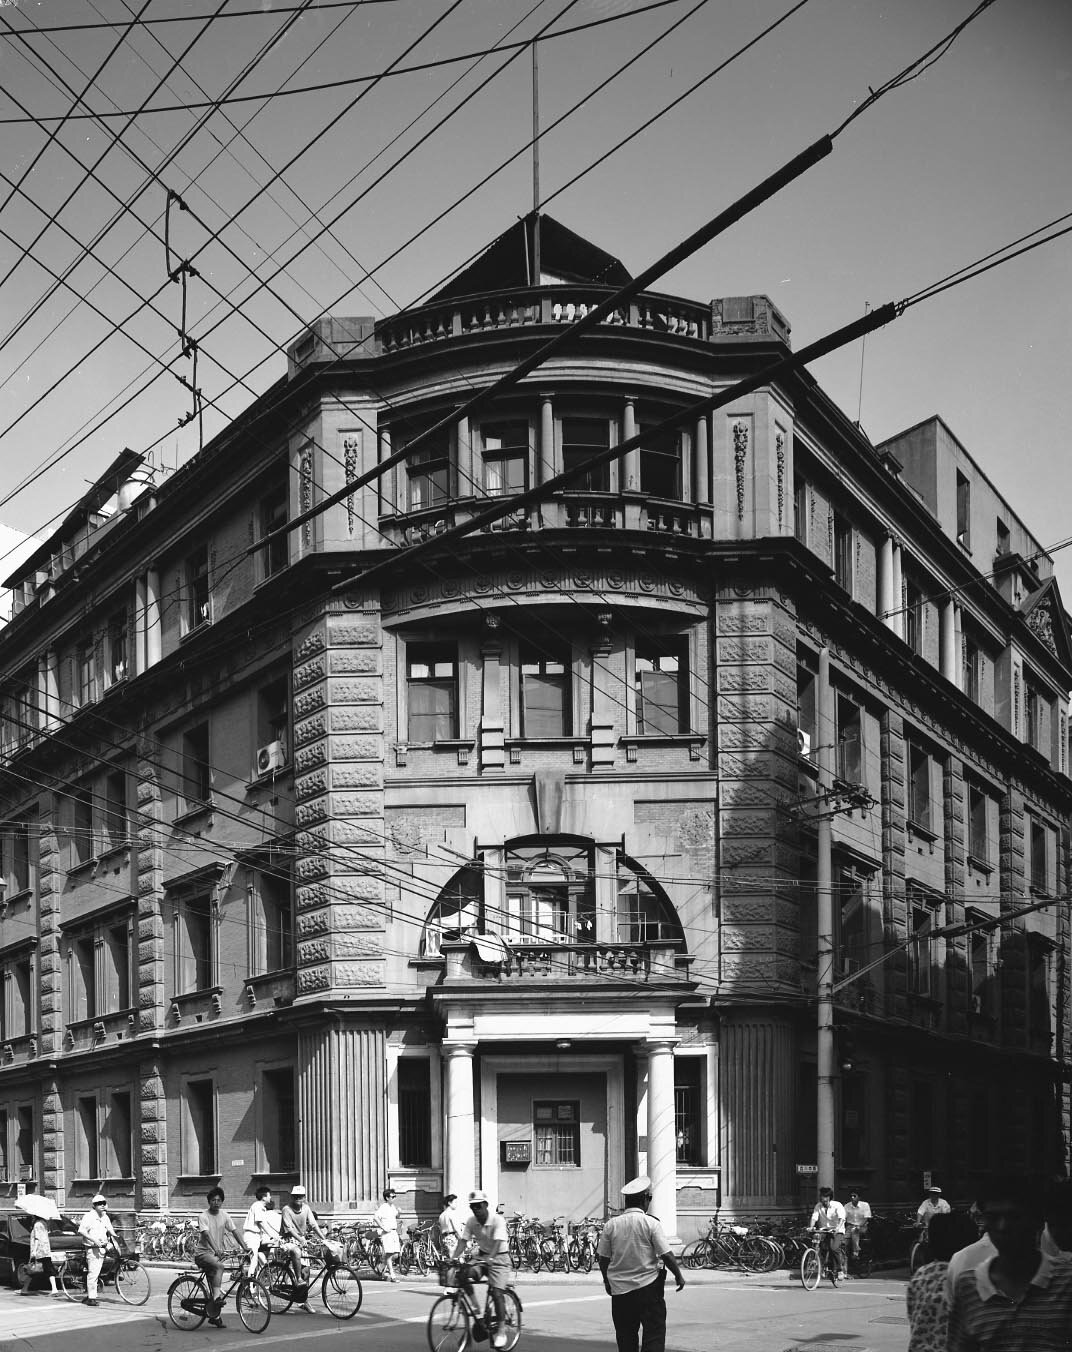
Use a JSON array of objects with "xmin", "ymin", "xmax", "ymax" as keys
[{"xmin": 0, "ymin": 1266, "xmax": 915, "ymax": 1352}]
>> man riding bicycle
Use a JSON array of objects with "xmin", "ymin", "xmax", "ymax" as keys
[
  {"xmin": 809, "ymin": 1186, "xmax": 847, "ymax": 1284},
  {"xmin": 451, "ymin": 1189, "xmax": 510, "ymax": 1350}
]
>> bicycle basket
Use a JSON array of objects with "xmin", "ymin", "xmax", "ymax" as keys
[
  {"xmin": 471, "ymin": 1317, "xmax": 489, "ymax": 1343},
  {"xmin": 437, "ymin": 1260, "xmax": 456, "ymax": 1287}
]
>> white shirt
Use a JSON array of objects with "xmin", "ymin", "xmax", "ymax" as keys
[
  {"xmin": 78, "ymin": 1208, "xmax": 117, "ymax": 1251},
  {"xmin": 596, "ymin": 1208, "xmax": 671, "ymax": 1295},
  {"xmin": 810, "ymin": 1199, "xmax": 847, "ymax": 1234},
  {"xmin": 845, "ymin": 1200, "xmax": 872, "ymax": 1227},
  {"xmin": 917, "ymin": 1197, "xmax": 951, "ymax": 1227}
]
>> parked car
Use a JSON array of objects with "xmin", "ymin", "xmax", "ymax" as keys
[{"xmin": 0, "ymin": 1212, "xmax": 84, "ymax": 1287}]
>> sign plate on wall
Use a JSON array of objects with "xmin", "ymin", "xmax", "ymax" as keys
[{"xmin": 795, "ymin": 1164, "xmax": 819, "ymax": 1175}]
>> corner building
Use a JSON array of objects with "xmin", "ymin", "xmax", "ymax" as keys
[{"xmin": 0, "ymin": 216, "xmax": 1068, "ymax": 1239}]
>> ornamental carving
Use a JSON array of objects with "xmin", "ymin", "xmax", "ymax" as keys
[
  {"xmin": 343, "ymin": 432, "xmax": 360, "ymax": 536},
  {"xmin": 299, "ymin": 444, "xmax": 313, "ymax": 545},
  {"xmin": 732, "ymin": 421, "xmax": 749, "ymax": 521},
  {"xmin": 1027, "ymin": 603, "xmax": 1057, "ymax": 656},
  {"xmin": 775, "ymin": 430, "xmax": 786, "ymax": 529}
]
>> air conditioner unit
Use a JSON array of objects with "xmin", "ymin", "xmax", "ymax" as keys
[
  {"xmin": 798, "ymin": 729, "xmax": 813, "ymax": 758},
  {"xmin": 256, "ymin": 741, "xmax": 286, "ymax": 775}
]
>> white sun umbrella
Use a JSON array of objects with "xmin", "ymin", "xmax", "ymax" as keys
[{"xmin": 16, "ymin": 1194, "xmax": 60, "ymax": 1222}]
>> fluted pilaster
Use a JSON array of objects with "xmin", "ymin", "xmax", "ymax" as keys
[
  {"xmin": 719, "ymin": 1015, "xmax": 795, "ymax": 1205},
  {"xmin": 299, "ymin": 1022, "xmax": 387, "ymax": 1208}
]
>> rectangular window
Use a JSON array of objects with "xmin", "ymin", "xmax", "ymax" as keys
[
  {"xmin": 181, "ymin": 723, "xmax": 211, "ymax": 807},
  {"xmin": 107, "ymin": 611, "xmax": 128, "ymax": 688},
  {"xmin": 561, "ymin": 418, "xmax": 610, "ymax": 493},
  {"xmin": 104, "ymin": 924, "xmax": 131, "ymax": 1013},
  {"xmin": 186, "ymin": 545, "xmax": 210, "ymax": 631},
  {"xmin": 635, "ymin": 642, "xmax": 688, "ymax": 735},
  {"xmin": 180, "ymin": 895, "xmax": 214, "ymax": 993},
  {"xmin": 17, "ymin": 1106, "xmax": 34, "ymax": 1179},
  {"xmin": 908, "ymin": 895, "xmax": 936, "ymax": 997},
  {"xmin": 406, "ymin": 644, "xmax": 457, "ymax": 742},
  {"xmin": 256, "ymin": 675, "xmax": 289, "ymax": 769},
  {"xmin": 71, "ymin": 781, "xmax": 95, "ymax": 866},
  {"xmin": 1025, "ymin": 680, "xmax": 1044, "ymax": 752},
  {"xmin": 970, "ymin": 927, "xmax": 990, "ymax": 1014},
  {"xmin": 794, "ymin": 476, "xmax": 808, "ymax": 544},
  {"xmin": 834, "ymin": 515, "xmax": 853, "ymax": 593},
  {"xmin": 841, "ymin": 1074, "xmax": 868, "ymax": 1168},
  {"xmin": 674, "ymin": 1058, "xmax": 703, "ymax": 1166},
  {"xmin": 1030, "ymin": 819, "xmax": 1047, "ymax": 892},
  {"xmin": 481, "ymin": 421, "xmax": 528, "ymax": 497},
  {"xmin": 905, "ymin": 578, "xmax": 923, "ymax": 655},
  {"xmin": 533, "ymin": 1100, "xmax": 580, "ymax": 1168},
  {"xmin": 107, "ymin": 1092, "xmax": 133, "ymax": 1178},
  {"xmin": 258, "ymin": 869, "xmax": 294, "ymax": 973},
  {"xmin": 13, "ymin": 961, "xmax": 32, "ymax": 1037},
  {"xmin": 77, "ymin": 639, "xmax": 95, "ymax": 707},
  {"xmin": 186, "ymin": 1079, "xmax": 216, "ymax": 1175},
  {"xmin": 260, "ymin": 482, "xmax": 289, "ymax": 577},
  {"xmin": 73, "ymin": 935, "xmax": 96, "ymax": 1020},
  {"xmin": 9, "ymin": 818, "xmax": 30, "ymax": 893},
  {"xmin": 956, "ymin": 470, "xmax": 971, "ymax": 548},
  {"xmin": 968, "ymin": 785, "xmax": 988, "ymax": 864},
  {"xmin": 996, "ymin": 518, "xmax": 1010, "ymax": 555},
  {"xmin": 1028, "ymin": 938, "xmax": 1052, "ymax": 1043},
  {"xmin": 838, "ymin": 867, "xmax": 868, "ymax": 975},
  {"xmin": 962, "ymin": 636, "xmax": 980, "ymax": 702},
  {"xmin": 797, "ymin": 664, "xmax": 816, "ymax": 760},
  {"xmin": 836, "ymin": 694, "xmax": 862, "ymax": 784},
  {"xmin": 102, "ymin": 769, "xmax": 127, "ymax": 853},
  {"xmin": 76, "ymin": 1096, "xmax": 99, "ymax": 1179},
  {"xmin": 639, "ymin": 425, "xmax": 682, "ymax": 500},
  {"xmin": 405, "ymin": 431, "xmax": 451, "ymax": 510},
  {"xmin": 262, "ymin": 1067, "xmax": 296, "ymax": 1172},
  {"xmin": 908, "ymin": 741, "xmax": 931, "ymax": 831},
  {"xmin": 398, "ymin": 1059, "xmax": 432, "ymax": 1169},
  {"xmin": 521, "ymin": 645, "xmax": 570, "ymax": 738}
]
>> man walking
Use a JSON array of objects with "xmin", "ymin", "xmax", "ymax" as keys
[
  {"xmin": 597, "ymin": 1175, "xmax": 685, "ymax": 1352},
  {"xmin": 77, "ymin": 1194, "xmax": 118, "ymax": 1307}
]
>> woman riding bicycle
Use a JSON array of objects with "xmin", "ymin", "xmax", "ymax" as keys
[{"xmin": 451, "ymin": 1190, "xmax": 510, "ymax": 1349}]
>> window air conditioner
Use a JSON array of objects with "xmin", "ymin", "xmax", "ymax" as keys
[
  {"xmin": 798, "ymin": 729, "xmax": 813, "ymax": 758},
  {"xmin": 256, "ymin": 741, "xmax": 286, "ymax": 775}
]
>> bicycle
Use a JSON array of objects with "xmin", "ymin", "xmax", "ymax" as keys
[
  {"xmin": 58, "ymin": 1243, "xmax": 151, "ymax": 1305},
  {"xmin": 799, "ymin": 1231, "xmax": 842, "ymax": 1290},
  {"xmin": 428, "ymin": 1262, "xmax": 522, "ymax": 1352},
  {"xmin": 261, "ymin": 1241, "xmax": 363, "ymax": 1318},
  {"xmin": 166, "ymin": 1252, "xmax": 272, "ymax": 1333},
  {"xmin": 909, "ymin": 1231, "xmax": 930, "ymax": 1274},
  {"xmin": 345, "ymin": 1224, "xmax": 386, "ymax": 1278},
  {"xmin": 400, "ymin": 1223, "xmax": 440, "ymax": 1276}
]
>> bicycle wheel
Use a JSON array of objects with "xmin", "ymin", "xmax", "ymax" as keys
[
  {"xmin": 368, "ymin": 1237, "xmax": 386, "ymax": 1278},
  {"xmin": 322, "ymin": 1263, "xmax": 363, "ymax": 1319},
  {"xmin": 495, "ymin": 1288, "xmax": 523, "ymax": 1352},
  {"xmin": 736, "ymin": 1235, "xmax": 769, "ymax": 1272},
  {"xmin": 115, "ymin": 1259, "xmax": 151, "ymax": 1306},
  {"xmin": 910, "ymin": 1240, "xmax": 927, "ymax": 1274},
  {"xmin": 680, "ymin": 1239, "xmax": 706, "ymax": 1270},
  {"xmin": 59, "ymin": 1261, "xmax": 87, "ymax": 1301},
  {"xmin": 399, "ymin": 1242, "xmax": 415, "ymax": 1276},
  {"xmin": 263, "ymin": 1260, "xmax": 295, "ymax": 1313},
  {"xmin": 427, "ymin": 1292, "xmax": 470, "ymax": 1352},
  {"xmin": 412, "ymin": 1241, "xmax": 430, "ymax": 1276},
  {"xmin": 566, "ymin": 1238, "xmax": 580, "ymax": 1272},
  {"xmin": 237, "ymin": 1276, "xmax": 272, "ymax": 1334},
  {"xmin": 508, "ymin": 1237, "xmax": 523, "ymax": 1271},
  {"xmin": 168, "ymin": 1273, "xmax": 208, "ymax": 1329},
  {"xmin": 527, "ymin": 1237, "xmax": 543, "ymax": 1274},
  {"xmin": 800, "ymin": 1249, "xmax": 820, "ymax": 1290}
]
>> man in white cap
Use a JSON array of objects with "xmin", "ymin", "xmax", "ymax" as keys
[
  {"xmin": 280, "ymin": 1184, "xmax": 328, "ymax": 1310},
  {"xmin": 451, "ymin": 1190, "xmax": 510, "ymax": 1349},
  {"xmin": 597, "ymin": 1175, "xmax": 685, "ymax": 1352},
  {"xmin": 77, "ymin": 1194, "xmax": 118, "ymax": 1307},
  {"xmin": 917, "ymin": 1184, "xmax": 951, "ymax": 1239}
]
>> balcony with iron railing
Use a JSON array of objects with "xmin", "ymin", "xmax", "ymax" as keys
[{"xmin": 413, "ymin": 936, "xmax": 694, "ymax": 988}]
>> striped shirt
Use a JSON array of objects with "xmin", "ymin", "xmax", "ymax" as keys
[{"xmin": 947, "ymin": 1252, "xmax": 1072, "ymax": 1351}]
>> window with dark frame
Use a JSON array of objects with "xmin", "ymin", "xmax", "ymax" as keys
[
  {"xmin": 968, "ymin": 784, "xmax": 988, "ymax": 863},
  {"xmin": 838, "ymin": 867, "xmax": 868, "ymax": 975},
  {"xmin": 259, "ymin": 868, "xmax": 294, "ymax": 973},
  {"xmin": 904, "ymin": 578, "xmax": 923, "ymax": 655},
  {"xmin": 406, "ymin": 644, "xmax": 457, "ymax": 743},
  {"xmin": 17, "ymin": 1105, "xmax": 34, "ymax": 1177},
  {"xmin": 520, "ymin": 644, "xmax": 570, "ymax": 738},
  {"xmin": 835, "ymin": 694, "xmax": 862, "ymax": 785},
  {"xmin": 533, "ymin": 1100, "xmax": 580, "ymax": 1168},
  {"xmin": 105, "ymin": 923, "xmax": 131, "ymax": 1012},
  {"xmin": 76, "ymin": 1096, "xmax": 99, "ymax": 1178},
  {"xmin": 797, "ymin": 664, "xmax": 816, "ymax": 761},
  {"xmin": 970, "ymin": 927, "xmax": 990, "ymax": 1015},
  {"xmin": 794, "ymin": 476, "xmax": 808, "ymax": 544},
  {"xmin": 398, "ymin": 1059, "xmax": 432, "ymax": 1169},
  {"xmin": 181, "ymin": 723, "xmax": 211, "ymax": 807},
  {"xmin": 908, "ymin": 893, "xmax": 936, "ymax": 997},
  {"xmin": 674, "ymin": 1058, "xmax": 703, "ymax": 1165},
  {"xmin": 262, "ymin": 1067, "xmax": 296, "ymax": 1173},
  {"xmin": 71, "ymin": 781, "xmax": 95, "ymax": 866},
  {"xmin": 103, "ymin": 769, "xmax": 127, "ymax": 852},
  {"xmin": 256, "ymin": 676, "xmax": 289, "ymax": 764},
  {"xmin": 561, "ymin": 418, "xmax": 610, "ymax": 493},
  {"xmin": 181, "ymin": 895, "xmax": 214, "ymax": 993},
  {"xmin": 956, "ymin": 470, "xmax": 971, "ymax": 548},
  {"xmin": 261, "ymin": 481, "xmax": 289, "ymax": 577},
  {"xmin": 635, "ymin": 641, "xmax": 688, "ymax": 735},
  {"xmin": 73, "ymin": 935, "xmax": 96, "ymax": 1021},
  {"xmin": 639, "ymin": 424, "xmax": 682, "ymax": 500},
  {"xmin": 107, "ymin": 611, "xmax": 128, "ymax": 687},
  {"xmin": 10, "ymin": 817, "xmax": 30, "ymax": 893},
  {"xmin": 481, "ymin": 421, "xmax": 528, "ymax": 497},
  {"xmin": 186, "ymin": 545, "xmax": 210, "ymax": 631},
  {"xmin": 13, "ymin": 961, "xmax": 32, "ymax": 1038},
  {"xmin": 109, "ymin": 1091, "xmax": 133, "ymax": 1178},
  {"xmin": 186, "ymin": 1079, "xmax": 216, "ymax": 1175},
  {"xmin": 405, "ymin": 430, "xmax": 451, "ymax": 510},
  {"xmin": 1030, "ymin": 818, "xmax": 1048, "ymax": 892},
  {"xmin": 77, "ymin": 639, "xmax": 95, "ymax": 707},
  {"xmin": 1025, "ymin": 679, "xmax": 1044, "ymax": 752},
  {"xmin": 996, "ymin": 518, "xmax": 1010, "ymax": 555},
  {"xmin": 962, "ymin": 635, "xmax": 980, "ymax": 702},
  {"xmin": 907, "ymin": 741, "xmax": 931, "ymax": 831},
  {"xmin": 834, "ymin": 514, "xmax": 853, "ymax": 593}
]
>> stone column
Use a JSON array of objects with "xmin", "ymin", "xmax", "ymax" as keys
[
  {"xmin": 479, "ymin": 616, "xmax": 505, "ymax": 773},
  {"xmin": 457, "ymin": 414, "xmax": 474, "ymax": 497},
  {"xmin": 622, "ymin": 396, "xmax": 640, "ymax": 491},
  {"xmin": 539, "ymin": 394, "xmax": 555, "ymax": 485},
  {"xmin": 145, "ymin": 569, "xmax": 161, "ymax": 666},
  {"xmin": 646, "ymin": 1041, "xmax": 678, "ymax": 1238},
  {"xmin": 694, "ymin": 416, "xmax": 710, "ymax": 505},
  {"xmin": 299, "ymin": 1022, "xmax": 387, "ymax": 1209},
  {"xmin": 444, "ymin": 1043, "xmax": 477, "ymax": 1197},
  {"xmin": 941, "ymin": 600, "xmax": 958, "ymax": 685},
  {"xmin": 890, "ymin": 544, "xmax": 904, "ymax": 640}
]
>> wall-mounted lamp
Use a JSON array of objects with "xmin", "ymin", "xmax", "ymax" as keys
[{"xmin": 555, "ymin": 1040, "xmax": 572, "ymax": 1052}]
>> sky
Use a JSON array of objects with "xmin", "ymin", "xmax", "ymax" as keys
[{"xmin": 0, "ymin": 0, "xmax": 1069, "ymax": 590}]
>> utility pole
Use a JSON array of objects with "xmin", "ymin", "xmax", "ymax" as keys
[
  {"xmin": 531, "ymin": 39, "xmax": 541, "ymax": 285},
  {"xmin": 816, "ymin": 646, "xmax": 836, "ymax": 1189}
]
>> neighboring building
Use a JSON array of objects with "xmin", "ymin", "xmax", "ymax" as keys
[{"xmin": 0, "ymin": 215, "xmax": 1068, "ymax": 1239}]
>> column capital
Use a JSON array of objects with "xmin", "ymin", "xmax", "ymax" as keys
[
  {"xmin": 443, "ymin": 1041, "xmax": 477, "ymax": 1060},
  {"xmin": 640, "ymin": 1038, "xmax": 679, "ymax": 1055}
]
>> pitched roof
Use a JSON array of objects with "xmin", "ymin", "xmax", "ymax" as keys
[
  {"xmin": 430, "ymin": 213, "xmax": 631, "ymax": 302},
  {"xmin": 1019, "ymin": 575, "xmax": 1072, "ymax": 670}
]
